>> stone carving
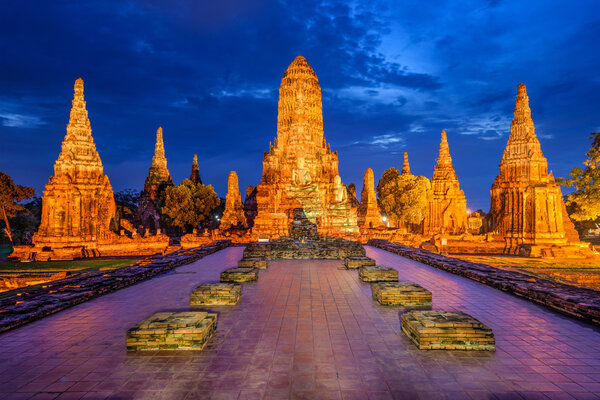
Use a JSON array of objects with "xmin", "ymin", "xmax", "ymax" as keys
[
  {"xmin": 252, "ymin": 56, "xmax": 359, "ymax": 238},
  {"xmin": 357, "ymin": 168, "xmax": 382, "ymax": 229},
  {"xmin": 220, "ymin": 171, "xmax": 248, "ymax": 230},
  {"xmin": 332, "ymin": 175, "xmax": 347, "ymax": 203},
  {"xmin": 190, "ymin": 153, "xmax": 202, "ymax": 185},
  {"xmin": 487, "ymin": 84, "xmax": 583, "ymax": 255},
  {"xmin": 33, "ymin": 78, "xmax": 117, "ymax": 256},
  {"xmin": 137, "ymin": 127, "xmax": 173, "ymax": 231},
  {"xmin": 292, "ymin": 156, "xmax": 312, "ymax": 186},
  {"xmin": 424, "ymin": 131, "xmax": 468, "ymax": 235}
]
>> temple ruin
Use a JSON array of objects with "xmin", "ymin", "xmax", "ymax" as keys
[
  {"xmin": 251, "ymin": 56, "xmax": 359, "ymax": 238},
  {"xmin": 424, "ymin": 131, "xmax": 468, "ymax": 235},
  {"xmin": 137, "ymin": 127, "xmax": 173, "ymax": 231},
  {"xmin": 357, "ymin": 168, "xmax": 382, "ymax": 229},
  {"xmin": 487, "ymin": 84, "xmax": 586, "ymax": 256},
  {"xmin": 220, "ymin": 171, "xmax": 247, "ymax": 230}
]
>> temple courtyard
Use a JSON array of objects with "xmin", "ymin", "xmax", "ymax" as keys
[{"xmin": 0, "ymin": 247, "xmax": 598, "ymax": 400}]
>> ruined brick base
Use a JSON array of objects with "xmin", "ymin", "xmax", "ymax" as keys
[
  {"xmin": 345, "ymin": 256, "xmax": 376, "ymax": 269},
  {"xmin": 220, "ymin": 267, "xmax": 258, "ymax": 283},
  {"xmin": 190, "ymin": 283, "xmax": 242, "ymax": 305},
  {"xmin": 127, "ymin": 312, "xmax": 217, "ymax": 351},
  {"xmin": 372, "ymin": 282, "xmax": 432, "ymax": 306},
  {"xmin": 238, "ymin": 258, "xmax": 268, "ymax": 269},
  {"xmin": 401, "ymin": 310, "xmax": 495, "ymax": 351},
  {"xmin": 359, "ymin": 266, "xmax": 398, "ymax": 282}
]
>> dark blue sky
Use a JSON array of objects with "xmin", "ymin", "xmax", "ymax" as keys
[{"xmin": 1, "ymin": 0, "xmax": 599, "ymax": 211}]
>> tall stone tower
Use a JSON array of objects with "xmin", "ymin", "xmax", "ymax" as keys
[
  {"xmin": 488, "ymin": 84, "xmax": 579, "ymax": 254},
  {"xmin": 137, "ymin": 127, "xmax": 173, "ymax": 230},
  {"xmin": 34, "ymin": 78, "xmax": 116, "ymax": 256},
  {"xmin": 401, "ymin": 152, "xmax": 411, "ymax": 175},
  {"xmin": 220, "ymin": 171, "xmax": 247, "ymax": 230},
  {"xmin": 424, "ymin": 131, "xmax": 467, "ymax": 235},
  {"xmin": 357, "ymin": 168, "xmax": 382, "ymax": 228},
  {"xmin": 252, "ymin": 55, "xmax": 359, "ymax": 238},
  {"xmin": 190, "ymin": 154, "xmax": 202, "ymax": 185}
]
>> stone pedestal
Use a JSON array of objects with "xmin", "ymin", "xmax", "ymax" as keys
[
  {"xmin": 220, "ymin": 267, "xmax": 258, "ymax": 282},
  {"xmin": 238, "ymin": 257, "xmax": 268, "ymax": 269},
  {"xmin": 126, "ymin": 312, "xmax": 217, "ymax": 351},
  {"xmin": 359, "ymin": 266, "xmax": 398, "ymax": 282},
  {"xmin": 190, "ymin": 283, "xmax": 242, "ymax": 305},
  {"xmin": 371, "ymin": 282, "xmax": 432, "ymax": 306},
  {"xmin": 345, "ymin": 256, "xmax": 376, "ymax": 269},
  {"xmin": 401, "ymin": 311, "xmax": 495, "ymax": 351}
]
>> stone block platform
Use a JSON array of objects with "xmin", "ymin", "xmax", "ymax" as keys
[
  {"xmin": 220, "ymin": 267, "xmax": 258, "ymax": 283},
  {"xmin": 190, "ymin": 283, "xmax": 242, "ymax": 305},
  {"xmin": 126, "ymin": 312, "xmax": 217, "ymax": 351},
  {"xmin": 372, "ymin": 282, "xmax": 432, "ymax": 306},
  {"xmin": 401, "ymin": 310, "xmax": 495, "ymax": 351},
  {"xmin": 243, "ymin": 238, "xmax": 365, "ymax": 260},
  {"xmin": 359, "ymin": 266, "xmax": 398, "ymax": 282},
  {"xmin": 345, "ymin": 256, "xmax": 376, "ymax": 269},
  {"xmin": 238, "ymin": 257, "xmax": 268, "ymax": 269}
]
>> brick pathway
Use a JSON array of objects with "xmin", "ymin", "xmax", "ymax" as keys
[{"xmin": 0, "ymin": 246, "xmax": 599, "ymax": 399}]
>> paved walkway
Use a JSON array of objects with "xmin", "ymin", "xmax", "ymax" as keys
[{"xmin": 0, "ymin": 247, "xmax": 599, "ymax": 400}]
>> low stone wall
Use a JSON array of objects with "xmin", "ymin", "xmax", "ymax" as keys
[
  {"xmin": 244, "ymin": 238, "xmax": 365, "ymax": 260},
  {"xmin": 368, "ymin": 239, "xmax": 600, "ymax": 326},
  {"xmin": 0, "ymin": 241, "xmax": 231, "ymax": 334},
  {"xmin": 0, "ymin": 271, "xmax": 69, "ymax": 292}
]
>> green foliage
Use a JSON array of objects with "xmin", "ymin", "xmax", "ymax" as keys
[
  {"xmin": 7, "ymin": 198, "xmax": 42, "ymax": 244},
  {"xmin": 376, "ymin": 168, "xmax": 430, "ymax": 226},
  {"xmin": 0, "ymin": 172, "xmax": 35, "ymax": 242},
  {"xmin": 558, "ymin": 132, "xmax": 600, "ymax": 222},
  {"xmin": 161, "ymin": 179, "xmax": 220, "ymax": 232}
]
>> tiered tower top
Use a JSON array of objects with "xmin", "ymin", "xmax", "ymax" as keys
[
  {"xmin": 499, "ymin": 84, "xmax": 549, "ymax": 182},
  {"xmin": 54, "ymin": 78, "xmax": 105, "ymax": 179},
  {"xmin": 144, "ymin": 127, "xmax": 171, "ymax": 192},
  {"xmin": 261, "ymin": 55, "xmax": 339, "ymax": 185},
  {"xmin": 277, "ymin": 55, "xmax": 323, "ymax": 135},
  {"xmin": 433, "ymin": 130, "xmax": 458, "ymax": 182}
]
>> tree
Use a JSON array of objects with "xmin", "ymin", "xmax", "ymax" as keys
[
  {"xmin": 558, "ymin": 132, "xmax": 600, "ymax": 224},
  {"xmin": 161, "ymin": 179, "xmax": 220, "ymax": 233},
  {"xmin": 0, "ymin": 172, "xmax": 35, "ymax": 243},
  {"xmin": 376, "ymin": 168, "xmax": 430, "ymax": 228}
]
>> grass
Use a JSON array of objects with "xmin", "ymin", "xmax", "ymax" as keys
[
  {"xmin": 0, "ymin": 259, "xmax": 140, "ymax": 273},
  {"xmin": 455, "ymin": 254, "xmax": 600, "ymax": 290}
]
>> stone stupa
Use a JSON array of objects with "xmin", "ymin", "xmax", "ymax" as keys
[
  {"xmin": 32, "ymin": 78, "xmax": 117, "ymax": 259},
  {"xmin": 488, "ymin": 84, "xmax": 583, "ymax": 255},
  {"xmin": 252, "ymin": 56, "xmax": 359, "ymax": 239},
  {"xmin": 424, "ymin": 131, "xmax": 468, "ymax": 235}
]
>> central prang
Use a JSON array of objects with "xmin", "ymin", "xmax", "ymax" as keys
[{"xmin": 252, "ymin": 55, "xmax": 359, "ymax": 239}]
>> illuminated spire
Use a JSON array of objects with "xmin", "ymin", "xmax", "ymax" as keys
[
  {"xmin": 402, "ymin": 151, "xmax": 411, "ymax": 175},
  {"xmin": 190, "ymin": 153, "xmax": 202, "ymax": 185}
]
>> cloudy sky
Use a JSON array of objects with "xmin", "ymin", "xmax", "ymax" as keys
[{"xmin": 1, "ymin": 0, "xmax": 599, "ymax": 211}]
